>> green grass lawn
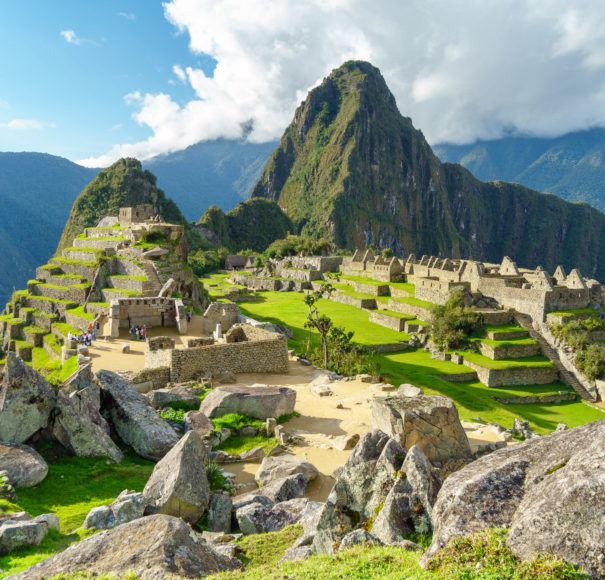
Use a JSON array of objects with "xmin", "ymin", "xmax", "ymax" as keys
[
  {"xmin": 372, "ymin": 309, "xmax": 415, "ymax": 320},
  {"xmin": 482, "ymin": 323, "xmax": 527, "ymax": 335},
  {"xmin": 457, "ymin": 351, "xmax": 553, "ymax": 370},
  {"xmin": 470, "ymin": 336, "xmax": 538, "ymax": 348},
  {"xmin": 339, "ymin": 274, "xmax": 390, "ymax": 287},
  {"xmin": 389, "ymin": 281, "xmax": 416, "ymax": 294},
  {"xmin": 390, "ymin": 295, "xmax": 434, "ymax": 309},
  {"xmin": 237, "ymin": 290, "xmax": 407, "ymax": 347}
]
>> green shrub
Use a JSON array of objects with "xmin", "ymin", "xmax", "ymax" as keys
[
  {"xmin": 205, "ymin": 462, "xmax": 228, "ymax": 492},
  {"xmin": 428, "ymin": 288, "xmax": 483, "ymax": 350},
  {"xmin": 575, "ymin": 344, "xmax": 605, "ymax": 380}
]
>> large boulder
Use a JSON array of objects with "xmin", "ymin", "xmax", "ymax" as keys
[
  {"xmin": 236, "ymin": 497, "xmax": 320, "ymax": 535},
  {"xmin": 96, "ymin": 370, "xmax": 178, "ymax": 461},
  {"xmin": 255, "ymin": 455, "xmax": 318, "ymax": 486},
  {"xmin": 12, "ymin": 514, "xmax": 243, "ymax": 579},
  {"xmin": 0, "ymin": 353, "xmax": 56, "ymax": 444},
  {"xmin": 421, "ymin": 419, "xmax": 605, "ymax": 579},
  {"xmin": 200, "ymin": 384, "xmax": 296, "ymax": 420},
  {"xmin": 0, "ymin": 443, "xmax": 48, "ymax": 488},
  {"xmin": 236, "ymin": 474, "xmax": 307, "ymax": 505},
  {"xmin": 53, "ymin": 390, "xmax": 123, "ymax": 463},
  {"xmin": 83, "ymin": 489, "xmax": 145, "ymax": 530},
  {"xmin": 143, "ymin": 430, "xmax": 210, "ymax": 524},
  {"xmin": 207, "ymin": 493, "xmax": 232, "ymax": 533},
  {"xmin": 371, "ymin": 394, "xmax": 472, "ymax": 464},
  {"xmin": 371, "ymin": 446, "xmax": 442, "ymax": 545},
  {"xmin": 312, "ymin": 430, "xmax": 406, "ymax": 555}
]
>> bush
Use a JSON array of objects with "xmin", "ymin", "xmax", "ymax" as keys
[
  {"xmin": 428, "ymin": 288, "xmax": 483, "ymax": 350},
  {"xmin": 205, "ymin": 462, "xmax": 228, "ymax": 492},
  {"xmin": 188, "ymin": 248, "xmax": 226, "ymax": 276},
  {"xmin": 551, "ymin": 317, "xmax": 605, "ymax": 349},
  {"xmin": 575, "ymin": 344, "xmax": 605, "ymax": 380}
]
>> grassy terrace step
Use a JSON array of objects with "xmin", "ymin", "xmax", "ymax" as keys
[
  {"xmin": 101, "ymin": 288, "xmax": 143, "ymax": 296},
  {"xmin": 50, "ymin": 257, "xmax": 97, "ymax": 268},
  {"xmin": 109, "ymin": 275, "xmax": 148, "ymax": 281},
  {"xmin": 373, "ymin": 309, "xmax": 416, "ymax": 320},
  {"xmin": 390, "ymin": 295, "xmax": 434, "ymax": 309},
  {"xmin": 27, "ymin": 295, "xmax": 77, "ymax": 306},
  {"xmin": 0, "ymin": 315, "xmax": 24, "ymax": 325},
  {"xmin": 456, "ymin": 351, "xmax": 554, "ymax": 370},
  {"xmin": 66, "ymin": 306, "xmax": 95, "ymax": 321},
  {"xmin": 473, "ymin": 336, "xmax": 538, "ymax": 348},
  {"xmin": 330, "ymin": 282, "xmax": 389, "ymax": 303},
  {"xmin": 546, "ymin": 308, "xmax": 601, "ymax": 324},
  {"xmin": 483, "ymin": 323, "xmax": 529, "ymax": 340},
  {"xmin": 52, "ymin": 321, "xmax": 82, "ymax": 338}
]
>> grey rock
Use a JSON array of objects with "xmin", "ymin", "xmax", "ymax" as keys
[
  {"xmin": 83, "ymin": 489, "xmax": 145, "ymax": 530},
  {"xmin": 11, "ymin": 514, "xmax": 242, "ymax": 579},
  {"xmin": 255, "ymin": 455, "xmax": 318, "ymax": 486},
  {"xmin": 238, "ymin": 425, "xmax": 258, "ymax": 437},
  {"xmin": 331, "ymin": 434, "xmax": 360, "ymax": 451},
  {"xmin": 0, "ymin": 443, "xmax": 48, "ymax": 488},
  {"xmin": 211, "ymin": 542, "xmax": 241, "ymax": 559},
  {"xmin": 143, "ymin": 430, "xmax": 210, "ymax": 524},
  {"xmin": 236, "ymin": 497, "xmax": 317, "ymax": 535},
  {"xmin": 53, "ymin": 389, "xmax": 123, "ymax": 463},
  {"xmin": 281, "ymin": 546, "xmax": 314, "ymax": 561},
  {"xmin": 0, "ymin": 518, "xmax": 47, "ymax": 554},
  {"xmin": 147, "ymin": 386, "xmax": 200, "ymax": 410},
  {"xmin": 371, "ymin": 394, "xmax": 472, "ymax": 463},
  {"xmin": 207, "ymin": 493, "xmax": 232, "ymax": 533},
  {"xmin": 239, "ymin": 446, "xmax": 265, "ymax": 463},
  {"xmin": 312, "ymin": 430, "xmax": 405, "ymax": 555},
  {"xmin": 97, "ymin": 370, "xmax": 178, "ymax": 461},
  {"xmin": 234, "ymin": 474, "xmax": 307, "ymax": 509},
  {"xmin": 266, "ymin": 418, "xmax": 277, "ymax": 436},
  {"xmin": 338, "ymin": 529, "xmax": 382, "ymax": 551},
  {"xmin": 398, "ymin": 384, "xmax": 423, "ymax": 397},
  {"xmin": 0, "ymin": 353, "xmax": 56, "ymax": 444},
  {"xmin": 200, "ymin": 384, "xmax": 296, "ymax": 420},
  {"xmin": 232, "ymin": 494, "xmax": 274, "ymax": 512},
  {"xmin": 215, "ymin": 370, "xmax": 237, "ymax": 385},
  {"xmin": 421, "ymin": 419, "xmax": 605, "ymax": 579},
  {"xmin": 183, "ymin": 410, "xmax": 215, "ymax": 439}
]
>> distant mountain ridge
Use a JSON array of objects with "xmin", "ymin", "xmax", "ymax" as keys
[
  {"xmin": 433, "ymin": 128, "xmax": 605, "ymax": 212},
  {"xmin": 251, "ymin": 60, "xmax": 605, "ymax": 281}
]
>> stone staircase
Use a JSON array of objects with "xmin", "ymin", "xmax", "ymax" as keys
[
  {"xmin": 515, "ymin": 313, "xmax": 597, "ymax": 401},
  {"xmin": 140, "ymin": 261, "xmax": 163, "ymax": 296}
]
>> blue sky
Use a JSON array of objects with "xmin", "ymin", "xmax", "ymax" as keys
[
  {"xmin": 0, "ymin": 1, "xmax": 215, "ymax": 161},
  {"xmin": 2, "ymin": 1, "xmax": 605, "ymax": 167}
]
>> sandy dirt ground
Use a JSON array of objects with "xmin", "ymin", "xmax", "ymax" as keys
[{"xmin": 86, "ymin": 323, "xmax": 509, "ymax": 503}]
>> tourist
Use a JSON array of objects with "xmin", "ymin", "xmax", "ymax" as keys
[
  {"xmin": 67, "ymin": 330, "xmax": 73, "ymax": 342},
  {"xmin": 130, "ymin": 326, "xmax": 136, "ymax": 340},
  {"xmin": 187, "ymin": 310, "xmax": 192, "ymax": 323}
]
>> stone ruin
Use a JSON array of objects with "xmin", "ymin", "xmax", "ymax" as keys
[{"xmin": 341, "ymin": 249, "xmax": 402, "ymax": 282}]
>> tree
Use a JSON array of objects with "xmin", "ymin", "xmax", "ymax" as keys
[
  {"xmin": 304, "ymin": 283, "xmax": 336, "ymax": 366},
  {"xmin": 381, "ymin": 248, "xmax": 394, "ymax": 259}
]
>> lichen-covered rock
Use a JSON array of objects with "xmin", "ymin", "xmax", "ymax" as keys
[
  {"xmin": 0, "ymin": 513, "xmax": 58, "ymax": 555},
  {"xmin": 237, "ymin": 474, "xmax": 307, "ymax": 506},
  {"xmin": 421, "ymin": 419, "xmax": 605, "ymax": 579},
  {"xmin": 207, "ymin": 493, "xmax": 232, "ymax": 533},
  {"xmin": 143, "ymin": 430, "xmax": 210, "ymax": 524},
  {"xmin": 0, "ymin": 353, "xmax": 56, "ymax": 444},
  {"xmin": 312, "ymin": 430, "xmax": 405, "ymax": 555},
  {"xmin": 371, "ymin": 447, "xmax": 441, "ymax": 546},
  {"xmin": 371, "ymin": 394, "xmax": 472, "ymax": 463},
  {"xmin": 184, "ymin": 410, "xmax": 215, "ymax": 438},
  {"xmin": 236, "ymin": 497, "xmax": 319, "ymax": 535},
  {"xmin": 0, "ymin": 443, "xmax": 48, "ymax": 488},
  {"xmin": 255, "ymin": 455, "xmax": 318, "ymax": 486},
  {"xmin": 53, "ymin": 389, "xmax": 123, "ymax": 463},
  {"xmin": 200, "ymin": 385, "xmax": 296, "ymax": 420},
  {"xmin": 83, "ymin": 489, "xmax": 145, "ymax": 530},
  {"xmin": 97, "ymin": 370, "xmax": 178, "ymax": 461},
  {"xmin": 147, "ymin": 386, "xmax": 200, "ymax": 410},
  {"xmin": 11, "ymin": 514, "xmax": 243, "ymax": 579},
  {"xmin": 338, "ymin": 529, "xmax": 382, "ymax": 551}
]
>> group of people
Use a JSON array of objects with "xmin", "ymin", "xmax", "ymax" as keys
[
  {"xmin": 67, "ymin": 330, "xmax": 94, "ymax": 346},
  {"xmin": 130, "ymin": 325, "xmax": 148, "ymax": 341}
]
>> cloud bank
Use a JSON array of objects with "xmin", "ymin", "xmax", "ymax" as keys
[{"xmin": 80, "ymin": 0, "xmax": 605, "ymax": 167}]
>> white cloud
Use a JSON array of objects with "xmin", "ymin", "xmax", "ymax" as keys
[
  {"xmin": 80, "ymin": 0, "xmax": 605, "ymax": 167},
  {"xmin": 60, "ymin": 29, "xmax": 80, "ymax": 45},
  {"xmin": 119, "ymin": 12, "xmax": 136, "ymax": 20},
  {"xmin": 6, "ymin": 119, "xmax": 55, "ymax": 130}
]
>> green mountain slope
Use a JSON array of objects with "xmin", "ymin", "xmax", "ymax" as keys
[
  {"xmin": 57, "ymin": 158, "xmax": 193, "ymax": 253},
  {"xmin": 0, "ymin": 152, "xmax": 99, "ymax": 306},
  {"xmin": 144, "ymin": 138, "xmax": 277, "ymax": 219},
  {"xmin": 196, "ymin": 198, "xmax": 293, "ymax": 252},
  {"xmin": 434, "ymin": 128, "xmax": 605, "ymax": 212},
  {"xmin": 251, "ymin": 61, "xmax": 605, "ymax": 281}
]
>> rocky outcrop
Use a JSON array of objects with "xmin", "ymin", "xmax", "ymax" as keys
[
  {"xmin": 371, "ymin": 394, "xmax": 472, "ymax": 464},
  {"xmin": 0, "ymin": 443, "xmax": 48, "ymax": 488},
  {"xmin": 207, "ymin": 493, "xmax": 232, "ymax": 533},
  {"xmin": 147, "ymin": 386, "xmax": 200, "ymax": 410},
  {"xmin": 236, "ymin": 497, "xmax": 321, "ymax": 535},
  {"xmin": 0, "ymin": 353, "xmax": 56, "ymax": 444},
  {"xmin": 53, "ymin": 389, "xmax": 123, "ymax": 463},
  {"xmin": 13, "ymin": 514, "xmax": 242, "ymax": 579},
  {"xmin": 237, "ymin": 474, "xmax": 307, "ymax": 505},
  {"xmin": 312, "ymin": 430, "xmax": 406, "ymax": 555},
  {"xmin": 143, "ymin": 430, "xmax": 210, "ymax": 524},
  {"xmin": 255, "ymin": 455, "xmax": 318, "ymax": 486},
  {"xmin": 83, "ymin": 490, "xmax": 145, "ymax": 530},
  {"xmin": 97, "ymin": 370, "xmax": 178, "ymax": 461},
  {"xmin": 422, "ymin": 419, "xmax": 605, "ymax": 579},
  {"xmin": 200, "ymin": 384, "xmax": 296, "ymax": 420},
  {"xmin": 184, "ymin": 411, "xmax": 215, "ymax": 438}
]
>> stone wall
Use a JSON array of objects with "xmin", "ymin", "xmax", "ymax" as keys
[
  {"xmin": 131, "ymin": 366, "xmax": 171, "ymax": 390},
  {"xmin": 146, "ymin": 325, "xmax": 288, "ymax": 382},
  {"xmin": 462, "ymin": 359, "xmax": 559, "ymax": 387},
  {"xmin": 476, "ymin": 341, "xmax": 542, "ymax": 360},
  {"xmin": 331, "ymin": 292, "xmax": 377, "ymax": 309},
  {"xmin": 201, "ymin": 302, "xmax": 240, "ymax": 335},
  {"xmin": 285, "ymin": 256, "xmax": 343, "ymax": 273},
  {"xmin": 276, "ymin": 267, "xmax": 322, "ymax": 282},
  {"xmin": 230, "ymin": 274, "xmax": 281, "ymax": 291},
  {"xmin": 350, "ymin": 281, "xmax": 390, "ymax": 296},
  {"xmin": 369, "ymin": 311, "xmax": 406, "ymax": 332},
  {"xmin": 413, "ymin": 278, "xmax": 469, "ymax": 305},
  {"xmin": 387, "ymin": 299, "xmax": 432, "ymax": 320},
  {"xmin": 492, "ymin": 392, "xmax": 577, "ymax": 404}
]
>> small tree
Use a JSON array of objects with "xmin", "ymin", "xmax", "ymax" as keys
[
  {"xmin": 304, "ymin": 283, "xmax": 336, "ymax": 367},
  {"xmin": 381, "ymin": 248, "xmax": 394, "ymax": 259}
]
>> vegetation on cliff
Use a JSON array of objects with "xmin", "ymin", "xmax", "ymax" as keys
[
  {"xmin": 57, "ymin": 158, "xmax": 201, "ymax": 253},
  {"xmin": 196, "ymin": 198, "xmax": 294, "ymax": 253},
  {"xmin": 251, "ymin": 60, "xmax": 605, "ymax": 281}
]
